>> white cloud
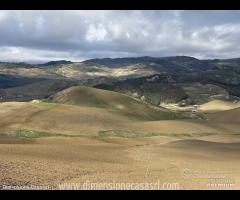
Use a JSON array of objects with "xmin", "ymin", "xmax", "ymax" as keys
[
  {"xmin": 86, "ymin": 23, "xmax": 108, "ymax": 42},
  {"xmin": 0, "ymin": 11, "xmax": 7, "ymax": 21},
  {"xmin": 0, "ymin": 46, "xmax": 86, "ymax": 63},
  {"xmin": 0, "ymin": 10, "xmax": 240, "ymax": 62}
]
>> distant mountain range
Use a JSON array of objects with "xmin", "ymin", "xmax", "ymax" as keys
[
  {"xmin": 38, "ymin": 60, "xmax": 73, "ymax": 66},
  {"xmin": 0, "ymin": 56, "xmax": 240, "ymax": 105}
]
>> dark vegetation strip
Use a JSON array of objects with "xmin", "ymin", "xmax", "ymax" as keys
[{"xmin": 97, "ymin": 130, "xmax": 240, "ymax": 138}]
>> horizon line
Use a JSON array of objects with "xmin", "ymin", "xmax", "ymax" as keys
[{"xmin": 0, "ymin": 55, "xmax": 239, "ymax": 65}]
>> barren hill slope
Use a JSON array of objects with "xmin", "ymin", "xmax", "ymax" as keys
[
  {"xmin": 207, "ymin": 107, "xmax": 240, "ymax": 123},
  {"xmin": 49, "ymin": 86, "xmax": 180, "ymax": 121},
  {"xmin": 199, "ymin": 100, "xmax": 240, "ymax": 113}
]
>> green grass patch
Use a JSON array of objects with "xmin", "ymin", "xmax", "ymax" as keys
[
  {"xmin": 38, "ymin": 102, "xmax": 59, "ymax": 109},
  {"xmin": 74, "ymin": 100, "xmax": 107, "ymax": 109},
  {"xmin": 0, "ymin": 129, "xmax": 68, "ymax": 138},
  {"xmin": 98, "ymin": 130, "xmax": 177, "ymax": 138},
  {"xmin": 156, "ymin": 112, "xmax": 185, "ymax": 120},
  {"xmin": 98, "ymin": 130, "xmax": 158, "ymax": 138},
  {"xmin": 97, "ymin": 130, "xmax": 240, "ymax": 138}
]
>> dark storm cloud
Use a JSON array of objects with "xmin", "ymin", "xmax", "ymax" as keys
[{"xmin": 0, "ymin": 10, "xmax": 240, "ymax": 63}]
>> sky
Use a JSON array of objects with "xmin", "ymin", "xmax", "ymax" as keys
[{"xmin": 0, "ymin": 10, "xmax": 240, "ymax": 63}]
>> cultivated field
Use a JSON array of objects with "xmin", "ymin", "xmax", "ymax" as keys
[{"xmin": 0, "ymin": 87, "xmax": 240, "ymax": 190}]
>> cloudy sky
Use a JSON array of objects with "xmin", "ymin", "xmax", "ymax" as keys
[{"xmin": 0, "ymin": 10, "xmax": 240, "ymax": 63}]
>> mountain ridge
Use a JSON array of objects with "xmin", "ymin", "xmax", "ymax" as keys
[
  {"xmin": 3, "ymin": 55, "xmax": 240, "ymax": 66},
  {"xmin": 1, "ymin": 55, "xmax": 240, "ymax": 106}
]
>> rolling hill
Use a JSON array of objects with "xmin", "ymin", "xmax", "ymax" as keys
[
  {"xmin": 1, "ymin": 86, "xmax": 240, "ymax": 137},
  {"xmin": 207, "ymin": 107, "xmax": 240, "ymax": 123},
  {"xmin": 49, "ymin": 86, "xmax": 180, "ymax": 121},
  {"xmin": 199, "ymin": 100, "xmax": 240, "ymax": 113},
  {"xmin": 1, "ymin": 83, "xmax": 240, "ymax": 190}
]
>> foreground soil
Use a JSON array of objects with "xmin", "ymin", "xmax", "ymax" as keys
[{"xmin": 1, "ymin": 134, "xmax": 240, "ymax": 190}]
